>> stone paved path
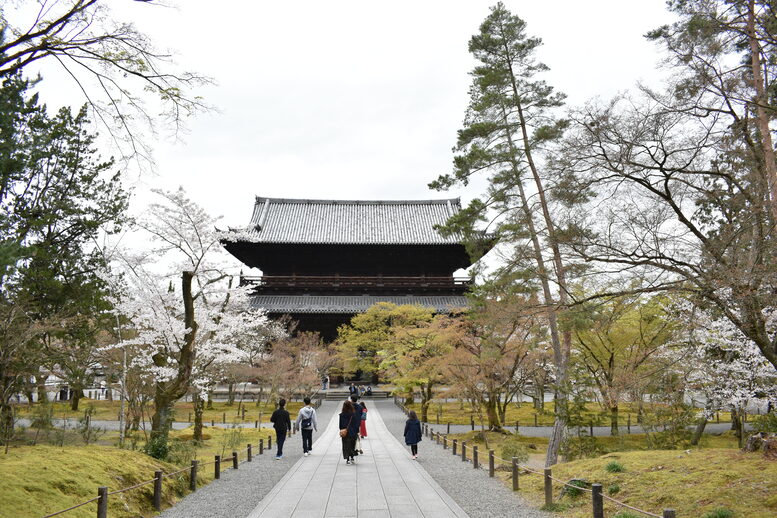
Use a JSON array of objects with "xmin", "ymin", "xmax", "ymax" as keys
[{"xmin": 247, "ymin": 406, "xmax": 468, "ymax": 518}]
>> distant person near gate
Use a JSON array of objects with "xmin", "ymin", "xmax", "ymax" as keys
[
  {"xmin": 360, "ymin": 402, "xmax": 368, "ymax": 438},
  {"xmin": 295, "ymin": 397, "xmax": 318, "ymax": 456},
  {"xmin": 270, "ymin": 398, "xmax": 292, "ymax": 460}
]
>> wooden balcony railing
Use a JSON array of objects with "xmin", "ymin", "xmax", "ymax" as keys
[{"xmin": 241, "ymin": 275, "xmax": 472, "ymax": 290}]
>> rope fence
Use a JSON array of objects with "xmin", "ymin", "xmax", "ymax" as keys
[
  {"xmin": 405, "ymin": 400, "xmax": 677, "ymax": 518},
  {"xmin": 37, "ymin": 433, "xmax": 274, "ymax": 518}
]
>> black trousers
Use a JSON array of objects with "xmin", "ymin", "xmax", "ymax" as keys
[
  {"xmin": 411, "ymin": 444, "xmax": 418, "ymax": 455},
  {"xmin": 301, "ymin": 429, "xmax": 313, "ymax": 453},
  {"xmin": 275, "ymin": 429, "xmax": 287, "ymax": 456},
  {"xmin": 341, "ymin": 434, "xmax": 356, "ymax": 460}
]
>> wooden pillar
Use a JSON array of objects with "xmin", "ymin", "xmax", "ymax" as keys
[
  {"xmin": 592, "ymin": 483, "xmax": 603, "ymax": 518},
  {"xmin": 473, "ymin": 446, "xmax": 479, "ymax": 469},
  {"xmin": 488, "ymin": 450, "xmax": 495, "ymax": 477},
  {"xmin": 97, "ymin": 486, "xmax": 108, "ymax": 518},
  {"xmin": 215, "ymin": 455, "xmax": 221, "ymax": 479},
  {"xmin": 153, "ymin": 470, "xmax": 163, "ymax": 511},
  {"xmin": 247, "ymin": 444, "xmax": 253, "ymax": 462},
  {"xmin": 512, "ymin": 457, "xmax": 519, "ymax": 491},
  {"xmin": 544, "ymin": 468, "xmax": 553, "ymax": 506},
  {"xmin": 190, "ymin": 461, "xmax": 198, "ymax": 491},
  {"xmin": 232, "ymin": 451, "xmax": 238, "ymax": 469}
]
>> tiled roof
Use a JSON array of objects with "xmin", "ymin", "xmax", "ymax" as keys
[
  {"xmin": 240, "ymin": 197, "xmax": 463, "ymax": 244},
  {"xmin": 249, "ymin": 294, "xmax": 468, "ymax": 314}
]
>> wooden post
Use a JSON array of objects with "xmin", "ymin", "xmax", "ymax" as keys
[
  {"xmin": 488, "ymin": 450, "xmax": 495, "ymax": 477},
  {"xmin": 188, "ymin": 412, "xmax": 191, "ymax": 422},
  {"xmin": 437, "ymin": 410, "xmax": 440, "ymax": 424},
  {"xmin": 255, "ymin": 420, "xmax": 258, "ymax": 428},
  {"xmin": 515, "ymin": 420, "xmax": 519, "ymax": 433},
  {"xmin": 447, "ymin": 422, "xmax": 451, "ymax": 434},
  {"xmin": 512, "ymin": 457, "xmax": 519, "ymax": 491},
  {"xmin": 452, "ymin": 438, "xmax": 457, "ymax": 456},
  {"xmin": 627, "ymin": 414, "xmax": 631, "ymax": 433},
  {"xmin": 153, "ymin": 470, "xmax": 163, "ymax": 511},
  {"xmin": 461, "ymin": 441, "xmax": 467, "ymax": 462},
  {"xmin": 268, "ymin": 435, "xmax": 272, "ymax": 449},
  {"xmin": 470, "ymin": 416, "xmax": 474, "ymax": 431},
  {"xmin": 222, "ymin": 412, "xmax": 226, "ymax": 424},
  {"xmin": 717, "ymin": 412, "xmax": 720, "ymax": 423},
  {"xmin": 590, "ymin": 420, "xmax": 594, "ymax": 437},
  {"xmin": 97, "ymin": 486, "xmax": 108, "ymax": 518},
  {"xmin": 473, "ymin": 445, "xmax": 479, "ymax": 469},
  {"xmin": 211, "ymin": 419, "xmax": 214, "ymax": 427},
  {"xmin": 259, "ymin": 438, "xmax": 264, "ymax": 454},
  {"xmin": 663, "ymin": 510, "xmax": 676, "ymax": 518},
  {"xmin": 247, "ymin": 443, "xmax": 253, "ymax": 462},
  {"xmin": 592, "ymin": 483, "xmax": 603, "ymax": 518},
  {"xmin": 190, "ymin": 460, "xmax": 198, "ymax": 491},
  {"xmin": 534, "ymin": 414, "xmax": 538, "ymax": 427},
  {"xmin": 242, "ymin": 407, "xmax": 246, "ymax": 420},
  {"xmin": 232, "ymin": 451, "xmax": 238, "ymax": 469},
  {"xmin": 215, "ymin": 455, "xmax": 221, "ymax": 479},
  {"xmin": 544, "ymin": 468, "xmax": 553, "ymax": 506},
  {"xmin": 443, "ymin": 435, "xmax": 447, "ymax": 449}
]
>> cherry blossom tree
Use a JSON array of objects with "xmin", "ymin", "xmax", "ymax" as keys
[
  {"xmin": 674, "ymin": 298, "xmax": 777, "ymax": 446},
  {"xmin": 103, "ymin": 188, "xmax": 274, "ymax": 446}
]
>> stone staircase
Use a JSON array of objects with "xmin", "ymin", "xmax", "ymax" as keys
[{"xmin": 324, "ymin": 388, "xmax": 392, "ymax": 401}]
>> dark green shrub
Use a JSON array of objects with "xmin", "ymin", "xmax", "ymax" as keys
[
  {"xmin": 607, "ymin": 483, "xmax": 621, "ymax": 495},
  {"xmin": 144, "ymin": 435, "xmax": 169, "ymax": 460},
  {"xmin": 605, "ymin": 460, "xmax": 625, "ymax": 473},
  {"xmin": 702, "ymin": 508, "xmax": 734, "ymax": 518}
]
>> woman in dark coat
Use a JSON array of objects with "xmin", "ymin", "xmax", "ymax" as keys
[
  {"xmin": 339, "ymin": 400, "xmax": 360, "ymax": 464},
  {"xmin": 403, "ymin": 409, "xmax": 422, "ymax": 459}
]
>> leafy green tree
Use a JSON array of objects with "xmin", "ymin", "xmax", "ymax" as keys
[
  {"xmin": 430, "ymin": 2, "xmax": 573, "ymax": 465},
  {"xmin": 336, "ymin": 302, "xmax": 434, "ymax": 380},
  {"xmin": 0, "ymin": 71, "xmax": 127, "ymax": 424},
  {"xmin": 571, "ymin": 295, "xmax": 675, "ymax": 435},
  {"xmin": 378, "ymin": 314, "xmax": 462, "ymax": 422}
]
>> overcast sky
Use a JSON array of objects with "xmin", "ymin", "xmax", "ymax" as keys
[{"xmin": 24, "ymin": 0, "xmax": 675, "ymax": 232}]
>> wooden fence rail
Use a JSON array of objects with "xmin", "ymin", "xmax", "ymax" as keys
[
  {"xmin": 394, "ymin": 398, "xmax": 677, "ymax": 518},
  {"xmin": 39, "ymin": 440, "xmax": 270, "ymax": 518}
]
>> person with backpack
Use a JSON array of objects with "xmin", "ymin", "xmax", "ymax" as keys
[
  {"xmin": 295, "ymin": 397, "xmax": 318, "ymax": 456},
  {"xmin": 349, "ymin": 395, "xmax": 364, "ymax": 454},
  {"xmin": 270, "ymin": 398, "xmax": 292, "ymax": 460},
  {"xmin": 404, "ymin": 410, "xmax": 422, "ymax": 460}
]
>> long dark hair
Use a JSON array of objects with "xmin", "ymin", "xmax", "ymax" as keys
[
  {"xmin": 408, "ymin": 410, "xmax": 417, "ymax": 420},
  {"xmin": 342, "ymin": 400, "xmax": 354, "ymax": 413}
]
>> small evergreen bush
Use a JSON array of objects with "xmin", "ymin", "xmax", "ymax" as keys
[
  {"xmin": 702, "ymin": 508, "xmax": 734, "ymax": 518},
  {"xmin": 605, "ymin": 460, "xmax": 625, "ymax": 473}
]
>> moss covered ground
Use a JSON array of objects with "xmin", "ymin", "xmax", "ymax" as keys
[
  {"xmin": 0, "ymin": 425, "xmax": 275, "ymax": 518},
  {"xmin": 513, "ymin": 449, "xmax": 777, "ymax": 518},
  {"xmin": 439, "ymin": 430, "xmax": 773, "ymax": 517}
]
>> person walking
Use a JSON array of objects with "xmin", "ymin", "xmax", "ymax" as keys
[
  {"xmin": 359, "ymin": 401, "xmax": 368, "ymax": 438},
  {"xmin": 348, "ymin": 383, "xmax": 357, "ymax": 397},
  {"xmin": 339, "ymin": 400, "xmax": 359, "ymax": 464},
  {"xmin": 350, "ymin": 395, "xmax": 364, "ymax": 454},
  {"xmin": 270, "ymin": 398, "xmax": 292, "ymax": 460},
  {"xmin": 404, "ymin": 410, "xmax": 422, "ymax": 460},
  {"xmin": 295, "ymin": 397, "xmax": 318, "ymax": 456}
]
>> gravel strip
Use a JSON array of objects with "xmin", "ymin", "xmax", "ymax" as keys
[
  {"xmin": 158, "ymin": 401, "xmax": 338, "ymax": 518},
  {"xmin": 375, "ymin": 400, "xmax": 550, "ymax": 518}
]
